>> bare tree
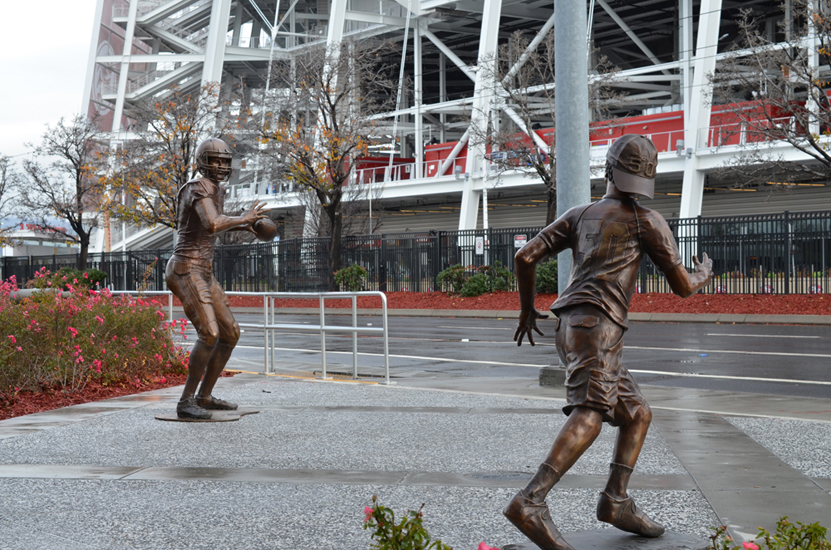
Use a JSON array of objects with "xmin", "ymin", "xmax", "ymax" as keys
[
  {"xmin": 0, "ymin": 154, "xmax": 19, "ymax": 245},
  {"xmin": 472, "ymin": 30, "xmax": 619, "ymax": 224},
  {"xmin": 104, "ymin": 82, "xmax": 250, "ymax": 230},
  {"xmin": 18, "ymin": 116, "xmax": 104, "ymax": 268},
  {"xmin": 256, "ymin": 39, "xmax": 396, "ymax": 288},
  {"xmin": 711, "ymin": 0, "xmax": 831, "ymax": 188}
]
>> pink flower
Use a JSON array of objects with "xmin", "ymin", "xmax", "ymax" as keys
[
  {"xmin": 16, "ymin": 346, "xmax": 22, "ymax": 352},
  {"xmin": 160, "ymin": 376, "xmax": 167, "ymax": 384},
  {"xmin": 364, "ymin": 506, "xmax": 373, "ymax": 523},
  {"xmin": 68, "ymin": 327, "xmax": 78, "ymax": 338},
  {"xmin": 156, "ymin": 310, "xmax": 164, "ymax": 318},
  {"xmin": 95, "ymin": 316, "xmax": 104, "ymax": 326},
  {"xmin": 92, "ymin": 359, "xmax": 102, "ymax": 373},
  {"xmin": 7, "ymin": 335, "xmax": 16, "ymax": 344},
  {"xmin": 83, "ymin": 272, "xmax": 89, "ymax": 279},
  {"xmin": 477, "ymin": 544, "xmax": 500, "ymax": 550},
  {"xmin": 743, "ymin": 543, "xmax": 760, "ymax": 550}
]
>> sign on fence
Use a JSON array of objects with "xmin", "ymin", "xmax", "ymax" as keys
[
  {"xmin": 514, "ymin": 234, "xmax": 527, "ymax": 249},
  {"xmin": 475, "ymin": 236, "xmax": 484, "ymax": 255}
]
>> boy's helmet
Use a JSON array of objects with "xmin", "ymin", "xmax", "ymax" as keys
[
  {"xmin": 606, "ymin": 134, "xmax": 657, "ymax": 199},
  {"xmin": 196, "ymin": 138, "xmax": 233, "ymax": 182}
]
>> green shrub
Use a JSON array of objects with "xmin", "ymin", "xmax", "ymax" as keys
[
  {"xmin": 334, "ymin": 264, "xmax": 368, "ymax": 292},
  {"xmin": 1, "ymin": 272, "xmax": 188, "ymax": 405},
  {"xmin": 460, "ymin": 273, "xmax": 491, "ymax": 297},
  {"xmin": 363, "ymin": 495, "xmax": 451, "ymax": 550},
  {"xmin": 459, "ymin": 261, "xmax": 516, "ymax": 297},
  {"xmin": 709, "ymin": 517, "xmax": 830, "ymax": 550},
  {"xmin": 437, "ymin": 264, "xmax": 467, "ymax": 294},
  {"xmin": 536, "ymin": 259, "xmax": 558, "ymax": 293}
]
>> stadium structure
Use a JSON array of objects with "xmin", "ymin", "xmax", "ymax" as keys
[{"xmin": 82, "ymin": 0, "xmax": 831, "ymax": 253}]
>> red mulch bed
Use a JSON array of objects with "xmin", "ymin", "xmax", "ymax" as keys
[
  {"xmin": 173, "ymin": 291, "xmax": 831, "ymax": 316},
  {"xmin": 0, "ymin": 371, "xmax": 235, "ymax": 422}
]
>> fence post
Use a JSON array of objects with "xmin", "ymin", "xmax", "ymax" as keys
[
  {"xmin": 379, "ymin": 235, "xmax": 387, "ymax": 292},
  {"xmin": 784, "ymin": 210, "xmax": 790, "ymax": 295}
]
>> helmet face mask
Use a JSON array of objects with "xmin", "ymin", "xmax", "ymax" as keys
[
  {"xmin": 606, "ymin": 134, "xmax": 657, "ymax": 199},
  {"xmin": 196, "ymin": 138, "xmax": 233, "ymax": 182}
]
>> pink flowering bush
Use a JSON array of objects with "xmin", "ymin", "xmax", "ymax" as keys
[
  {"xmin": 1, "ymin": 272, "xmax": 188, "ymax": 405},
  {"xmin": 26, "ymin": 266, "xmax": 108, "ymax": 291},
  {"xmin": 710, "ymin": 517, "xmax": 830, "ymax": 549}
]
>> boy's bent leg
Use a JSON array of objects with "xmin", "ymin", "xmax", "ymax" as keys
[
  {"xmin": 504, "ymin": 407, "xmax": 604, "ymax": 550},
  {"xmin": 597, "ymin": 390, "xmax": 664, "ymax": 537}
]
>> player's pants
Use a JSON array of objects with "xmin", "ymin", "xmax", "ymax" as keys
[{"xmin": 165, "ymin": 257, "xmax": 240, "ymax": 347}]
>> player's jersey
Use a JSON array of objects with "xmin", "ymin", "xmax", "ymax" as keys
[
  {"xmin": 172, "ymin": 177, "xmax": 225, "ymax": 264},
  {"xmin": 538, "ymin": 196, "xmax": 682, "ymax": 328}
]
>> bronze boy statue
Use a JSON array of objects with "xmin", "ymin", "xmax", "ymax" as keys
[
  {"xmin": 166, "ymin": 138, "xmax": 268, "ymax": 419},
  {"xmin": 505, "ymin": 134, "xmax": 713, "ymax": 550}
]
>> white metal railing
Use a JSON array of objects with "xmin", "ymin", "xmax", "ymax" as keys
[
  {"xmin": 246, "ymin": 291, "xmax": 391, "ymax": 383},
  {"xmin": 109, "ymin": 290, "xmax": 391, "ymax": 383},
  {"xmin": 113, "ymin": 0, "xmax": 167, "ymax": 19}
]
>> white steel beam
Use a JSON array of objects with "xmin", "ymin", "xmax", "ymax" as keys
[
  {"xmin": 596, "ymin": 0, "xmax": 670, "ymax": 74},
  {"xmin": 112, "ymin": 0, "xmax": 139, "ymax": 133},
  {"xmin": 327, "ymin": 0, "xmax": 347, "ymax": 46},
  {"xmin": 141, "ymin": 0, "xmax": 203, "ymax": 26},
  {"xmin": 422, "ymin": 30, "xmax": 477, "ymax": 82},
  {"xmin": 679, "ymin": 0, "xmax": 722, "ymax": 219},
  {"xmin": 503, "ymin": 9, "xmax": 556, "ymax": 83},
  {"xmin": 145, "ymin": 24, "xmax": 205, "ymax": 54},
  {"xmin": 81, "ymin": 0, "xmax": 106, "ymax": 115},
  {"xmin": 459, "ymin": 0, "xmax": 502, "ymax": 230},
  {"xmin": 414, "ymin": 25, "xmax": 424, "ymax": 179},
  {"xmin": 680, "ymin": 0, "xmax": 693, "ymax": 110},
  {"xmin": 502, "ymin": 106, "xmax": 549, "ymax": 151},
  {"xmin": 202, "ymin": 0, "xmax": 233, "ymax": 87}
]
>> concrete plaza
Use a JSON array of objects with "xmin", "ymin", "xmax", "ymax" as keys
[{"xmin": 0, "ymin": 355, "xmax": 829, "ymax": 549}]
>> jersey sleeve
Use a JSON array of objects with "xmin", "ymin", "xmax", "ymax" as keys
[
  {"xmin": 640, "ymin": 208, "xmax": 683, "ymax": 273},
  {"xmin": 535, "ymin": 205, "xmax": 586, "ymax": 256},
  {"xmin": 189, "ymin": 179, "xmax": 216, "ymax": 203}
]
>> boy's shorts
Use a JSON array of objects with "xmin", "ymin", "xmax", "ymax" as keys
[{"xmin": 554, "ymin": 304, "xmax": 648, "ymax": 426}]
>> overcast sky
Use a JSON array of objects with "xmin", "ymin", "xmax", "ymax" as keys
[{"xmin": 0, "ymin": 0, "xmax": 98, "ymax": 158}]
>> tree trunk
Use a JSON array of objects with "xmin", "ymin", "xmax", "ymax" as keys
[
  {"xmin": 329, "ymin": 209, "xmax": 343, "ymax": 290},
  {"xmin": 545, "ymin": 186, "xmax": 558, "ymax": 225},
  {"xmin": 78, "ymin": 238, "xmax": 89, "ymax": 270}
]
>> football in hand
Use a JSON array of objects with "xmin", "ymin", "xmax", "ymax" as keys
[{"xmin": 253, "ymin": 218, "xmax": 278, "ymax": 241}]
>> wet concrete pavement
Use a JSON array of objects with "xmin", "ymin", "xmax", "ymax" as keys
[{"xmin": 1, "ymin": 317, "xmax": 830, "ymax": 549}]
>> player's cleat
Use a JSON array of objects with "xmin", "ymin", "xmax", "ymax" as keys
[
  {"xmin": 596, "ymin": 491, "xmax": 665, "ymax": 537},
  {"xmin": 196, "ymin": 395, "xmax": 238, "ymax": 410},
  {"xmin": 503, "ymin": 490, "xmax": 576, "ymax": 550},
  {"xmin": 177, "ymin": 397, "xmax": 212, "ymax": 419}
]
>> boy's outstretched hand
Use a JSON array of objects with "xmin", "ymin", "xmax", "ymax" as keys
[
  {"xmin": 514, "ymin": 308, "xmax": 549, "ymax": 346},
  {"xmin": 693, "ymin": 252, "xmax": 713, "ymax": 281}
]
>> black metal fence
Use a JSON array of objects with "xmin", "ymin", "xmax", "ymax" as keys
[{"xmin": 2, "ymin": 210, "xmax": 830, "ymax": 294}]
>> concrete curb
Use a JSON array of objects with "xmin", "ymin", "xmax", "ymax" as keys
[{"xmin": 167, "ymin": 306, "xmax": 831, "ymax": 324}]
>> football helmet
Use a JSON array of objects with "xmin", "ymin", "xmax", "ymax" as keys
[{"xmin": 195, "ymin": 138, "xmax": 233, "ymax": 182}]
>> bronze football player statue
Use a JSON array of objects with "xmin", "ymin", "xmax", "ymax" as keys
[
  {"xmin": 504, "ymin": 134, "xmax": 713, "ymax": 550},
  {"xmin": 166, "ymin": 138, "xmax": 269, "ymax": 419}
]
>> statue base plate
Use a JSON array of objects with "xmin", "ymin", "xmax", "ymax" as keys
[
  {"xmin": 503, "ymin": 530, "xmax": 709, "ymax": 550},
  {"xmin": 155, "ymin": 408, "xmax": 260, "ymax": 423}
]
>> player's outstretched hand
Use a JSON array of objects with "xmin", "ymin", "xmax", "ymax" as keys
[
  {"xmin": 514, "ymin": 308, "xmax": 548, "ymax": 347},
  {"xmin": 243, "ymin": 201, "xmax": 269, "ymax": 231},
  {"xmin": 693, "ymin": 252, "xmax": 713, "ymax": 282}
]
